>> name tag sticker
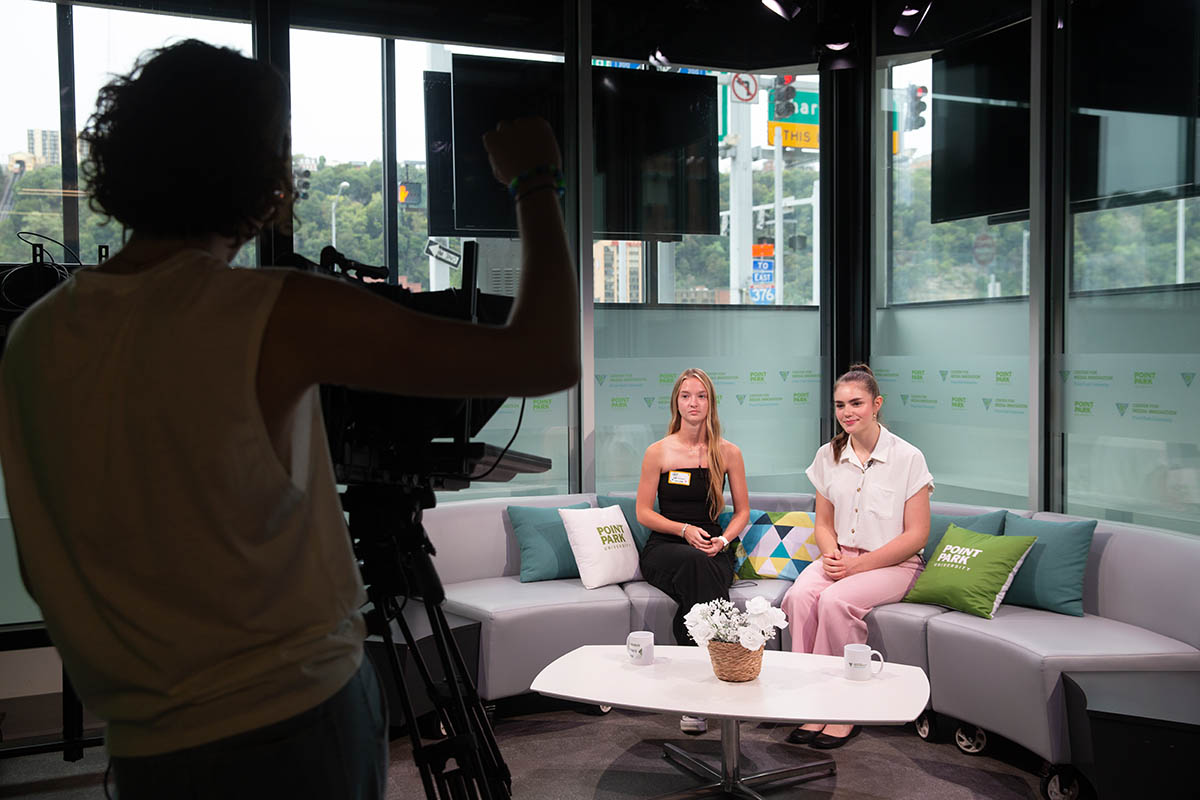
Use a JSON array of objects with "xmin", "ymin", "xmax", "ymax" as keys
[{"xmin": 668, "ymin": 470, "xmax": 692, "ymax": 486}]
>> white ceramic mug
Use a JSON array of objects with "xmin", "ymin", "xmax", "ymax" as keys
[
  {"xmin": 844, "ymin": 643, "xmax": 884, "ymax": 680},
  {"xmin": 627, "ymin": 630, "xmax": 654, "ymax": 665}
]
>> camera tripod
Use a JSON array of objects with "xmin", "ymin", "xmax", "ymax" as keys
[{"xmin": 342, "ymin": 481, "xmax": 511, "ymax": 800}]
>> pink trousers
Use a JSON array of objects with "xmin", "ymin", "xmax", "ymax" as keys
[{"xmin": 780, "ymin": 546, "xmax": 924, "ymax": 656}]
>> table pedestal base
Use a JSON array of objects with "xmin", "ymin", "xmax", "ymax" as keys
[{"xmin": 657, "ymin": 719, "xmax": 836, "ymax": 800}]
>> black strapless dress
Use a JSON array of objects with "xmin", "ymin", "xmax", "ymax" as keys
[
  {"xmin": 653, "ymin": 468, "xmax": 722, "ymax": 541},
  {"xmin": 639, "ymin": 467, "xmax": 735, "ymax": 645}
]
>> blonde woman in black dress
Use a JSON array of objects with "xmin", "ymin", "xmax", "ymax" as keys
[{"xmin": 635, "ymin": 367, "xmax": 750, "ymax": 734}]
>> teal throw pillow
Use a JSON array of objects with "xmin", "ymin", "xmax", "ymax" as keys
[
  {"xmin": 1001, "ymin": 513, "xmax": 1097, "ymax": 616},
  {"xmin": 716, "ymin": 508, "xmax": 818, "ymax": 581},
  {"xmin": 597, "ymin": 495, "xmax": 653, "ymax": 551},
  {"xmin": 507, "ymin": 503, "xmax": 591, "ymax": 582},
  {"xmin": 904, "ymin": 524, "xmax": 1037, "ymax": 619},
  {"xmin": 924, "ymin": 509, "xmax": 1007, "ymax": 559}
]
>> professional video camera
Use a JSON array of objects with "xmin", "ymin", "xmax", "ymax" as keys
[
  {"xmin": 289, "ymin": 244, "xmax": 545, "ymax": 489},
  {"xmin": 288, "ymin": 242, "xmax": 539, "ymax": 800}
]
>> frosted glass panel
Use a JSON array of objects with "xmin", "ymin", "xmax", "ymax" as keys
[
  {"xmin": 1062, "ymin": 297, "xmax": 1200, "ymax": 533},
  {"xmin": 871, "ymin": 303, "xmax": 1030, "ymax": 508},
  {"xmin": 595, "ymin": 306, "xmax": 823, "ymax": 495}
]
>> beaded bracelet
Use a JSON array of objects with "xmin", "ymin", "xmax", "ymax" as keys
[{"xmin": 508, "ymin": 164, "xmax": 566, "ymax": 199}]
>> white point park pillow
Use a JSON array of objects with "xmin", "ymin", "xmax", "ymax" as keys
[{"xmin": 558, "ymin": 505, "xmax": 640, "ymax": 589}]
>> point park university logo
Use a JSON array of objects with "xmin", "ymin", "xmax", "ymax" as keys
[
  {"xmin": 933, "ymin": 543, "xmax": 983, "ymax": 571},
  {"xmin": 596, "ymin": 523, "xmax": 627, "ymax": 547}
]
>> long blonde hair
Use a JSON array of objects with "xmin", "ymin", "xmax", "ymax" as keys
[{"xmin": 668, "ymin": 368, "xmax": 726, "ymax": 521}]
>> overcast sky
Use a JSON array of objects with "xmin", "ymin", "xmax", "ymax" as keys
[{"xmin": 2, "ymin": 0, "xmax": 931, "ymax": 167}]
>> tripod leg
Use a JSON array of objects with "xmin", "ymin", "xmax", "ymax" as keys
[
  {"xmin": 428, "ymin": 603, "xmax": 510, "ymax": 793},
  {"xmin": 367, "ymin": 588, "xmax": 440, "ymax": 800}
]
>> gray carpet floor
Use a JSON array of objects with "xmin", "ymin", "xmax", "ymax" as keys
[{"xmin": 1, "ymin": 707, "xmax": 1046, "ymax": 799}]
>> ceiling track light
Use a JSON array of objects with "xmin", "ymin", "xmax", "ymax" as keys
[
  {"xmin": 648, "ymin": 47, "xmax": 671, "ymax": 70},
  {"xmin": 762, "ymin": 0, "xmax": 804, "ymax": 20},
  {"xmin": 816, "ymin": 18, "xmax": 857, "ymax": 70},
  {"xmin": 893, "ymin": 1, "xmax": 932, "ymax": 38}
]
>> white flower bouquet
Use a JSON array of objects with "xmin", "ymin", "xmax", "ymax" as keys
[{"xmin": 684, "ymin": 596, "xmax": 788, "ymax": 652}]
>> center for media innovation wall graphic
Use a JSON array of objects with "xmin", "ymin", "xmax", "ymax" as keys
[
  {"xmin": 594, "ymin": 357, "xmax": 824, "ymax": 427},
  {"xmin": 874, "ymin": 356, "xmax": 1030, "ymax": 430},
  {"xmin": 1060, "ymin": 355, "xmax": 1198, "ymax": 441},
  {"xmin": 876, "ymin": 354, "xmax": 1198, "ymax": 442}
]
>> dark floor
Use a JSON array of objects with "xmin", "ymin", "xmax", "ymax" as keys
[{"xmin": 1, "ymin": 702, "xmax": 1050, "ymax": 799}]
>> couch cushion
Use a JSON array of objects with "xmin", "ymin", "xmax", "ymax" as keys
[
  {"xmin": 864, "ymin": 602, "xmax": 947, "ymax": 683},
  {"xmin": 924, "ymin": 509, "xmax": 1007, "ymax": 560},
  {"xmin": 508, "ymin": 502, "xmax": 591, "ymax": 582},
  {"xmin": 927, "ymin": 605, "xmax": 1200, "ymax": 763},
  {"xmin": 442, "ymin": 576, "xmax": 631, "ymax": 700},
  {"xmin": 425, "ymin": 493, "xmax": 596, "ymax": 584},
  {"xmin": 717, "ymin": 508, "xmax": 818, "ymax": 581},
  {"xmin": 1034, "ymin": 513, "xmax": 1200, "ymax": 649},
  {"xmin": 904, "ymin": 525, "xmax": 1037, "ymax": 618},
  {"xmin": 1002, "ymin": 513, "xmax": 1096, "ymax": 616},
  {"xmin": 597, "ymin": 494, "xmax": 653, "ymax": 550},
  {"xmin": 560, "ymin": 505, "xmax": 640, "ymax": 588}
]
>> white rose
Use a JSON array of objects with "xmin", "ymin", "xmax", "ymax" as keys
[
  {"xmin": 689, "ymin": 621, "xmax": 714, "ymax": 645},
  {"xmin": 745, "ymin": 595, "xmax": 771, "ymax": 615},
  {"xmin": 738, "ymin": 627, "xmax": 766, "ymax": 651}
]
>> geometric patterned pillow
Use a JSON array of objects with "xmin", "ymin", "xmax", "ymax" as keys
[{"xmin": 717, "ymin": 509, "xmax": 819, "ymax": 581}]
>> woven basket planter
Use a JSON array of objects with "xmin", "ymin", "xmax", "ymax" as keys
[{"xmin": 707, "ymin": 640, "xmax": 764, "ymax": 682}]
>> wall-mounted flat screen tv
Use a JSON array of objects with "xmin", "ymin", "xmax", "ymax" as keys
[
  {"xmin": 424, "ymin": 55, "xmax": 719, "ymax": 239},
  {"xmin": 931, "ymin": 8, "xmax": 1200, "ymax": 224}
]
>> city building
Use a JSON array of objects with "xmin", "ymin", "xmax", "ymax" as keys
[
  {"xmin": 592, "ymin": 239, "xmax": 642, "ymax": 303},
  {"xmin": 26, "ymin": 129, "xmax": 60, "ymax": 168}
]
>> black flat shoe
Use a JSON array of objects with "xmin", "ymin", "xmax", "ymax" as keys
[
  {"xmin": 786, "ymin": 726, "xmax": 823, "ymax": 744},
  {"xmin": 809, "ymin": 725, "xmax": 861, "ymax": 749}
]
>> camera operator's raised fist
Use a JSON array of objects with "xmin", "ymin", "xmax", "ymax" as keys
[{"xmin": 482, "ymin": 117, "xmax": 562, "ymax": 187}]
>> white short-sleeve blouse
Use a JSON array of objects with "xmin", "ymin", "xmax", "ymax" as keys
[{"xmin": 804, "ymin": 425, "xmax": 933, "ymax": 552}]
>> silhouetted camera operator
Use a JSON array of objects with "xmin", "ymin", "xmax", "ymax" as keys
[{"xmin": 0, "ymin": 40, "xmax": 578, "ymax": 800}]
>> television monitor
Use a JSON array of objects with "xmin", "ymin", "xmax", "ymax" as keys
[
  {"xmin": 424, "ymin": 55, "xmax": 720, "ymax": 238},
  {"xmin": 931, "ymin": 9, "xmax": 1200, "ymax": 224},
  {"xmin": 930, "ymin": 20, "xmax": 1030, "ymax": 224}
]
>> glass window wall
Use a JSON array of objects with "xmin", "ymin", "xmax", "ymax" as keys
[
  {"xmin": 595, "ymin": 68, "xmax": 823, "ymax": 497},
  {"xmin": 1062, "ymin": 0, "xmax": 1200, "ymax": 534},
  {"xmin": 872, "ymin": 13, "xmax": 1031, "ymax": 509}
]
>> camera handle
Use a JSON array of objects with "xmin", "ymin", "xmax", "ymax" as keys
[{"xmin": 342, "ymin": 482, "xmax": 511, "ymax": 800}]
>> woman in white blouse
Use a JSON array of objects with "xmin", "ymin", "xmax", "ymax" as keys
[{"xmin": 780, "ymin": 363, "xmax": 933, "ymax": 749}]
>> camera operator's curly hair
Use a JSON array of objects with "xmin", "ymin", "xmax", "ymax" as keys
[{"xmin": 80, "ymin": 39, "xmax": 293, "ymax": 241}]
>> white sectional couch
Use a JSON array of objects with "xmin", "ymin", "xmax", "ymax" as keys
[{"xmin": 420, "ymin": 490, "xmax": 1200, "ymax": 784}]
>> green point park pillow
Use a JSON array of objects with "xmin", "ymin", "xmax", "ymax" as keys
[
  {"xmin": 923, "ymin": 510, "xmax": 1008, "ymax": 560},
  {"xmin": 507, "ymin": 502, "xmax": 590, "ymax": 583},
  {"xmin": 904, "ymin": 524, "xmax": 1037, "ymax": 619},
  {"xmin": 1001, "ymin": 513, "xmax": 1097, "ymax": 617}
]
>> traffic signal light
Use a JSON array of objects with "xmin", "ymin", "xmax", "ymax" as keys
[
  {"xmin": 293, "ymin": 168, "xmax": 311, "ymax": 200},
  {"xmin": 398, "ymin": 181, "xmax": 422, "ymax": 206},
  {"xmin": 905, "ymin": 84, "xmax": 928, "ymax": 131},
  {"xmin": 774, "ymin": 78, "xmax": 798, "ymax": 120}
]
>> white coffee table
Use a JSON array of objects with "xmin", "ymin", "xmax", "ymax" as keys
[{"xmin": 531, "ymin": 645, "xmax": 930, "ymax": 800}]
